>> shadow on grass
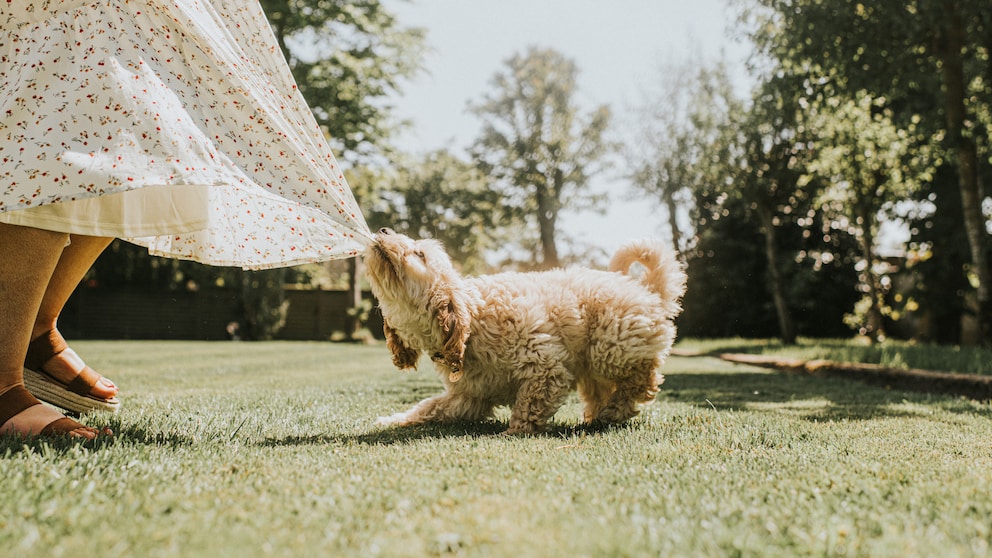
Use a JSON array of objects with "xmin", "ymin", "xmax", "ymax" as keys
[
  {"xmin": 253, "ymin": 361, "xmax": 992, "ymax": 448},
  {"xmin": 664, "ymin": 369, "xmax": 992, "ymax": 422},
  {"xmin": 261, "ymin": 422, "xmax": 501, "ymax": 447},
  {"xmin": 112, "ymin": 426, "xmax": 205, "ymax": 447},
  {"xmin": 260, "ymin": 420, "xmax": 628, "ymax": 447},
  {"xmin": 0, "ymin": 413, "xmax": 129, "ymax": 455},
  {"xmin": 0, "ymin": 433, "xmax": 118, "ymax": 455}
]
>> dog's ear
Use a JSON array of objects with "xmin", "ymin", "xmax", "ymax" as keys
[
  {"xmin": 383, "ymin": 318, "xmax": 420, "ymax": 370},
  {"xmin": 429, "ymin": 285, "xmax": 470, "ymax": 379}
]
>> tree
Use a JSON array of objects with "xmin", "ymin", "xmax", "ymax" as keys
[
  {"xmin": 678, "ymin": 192, "xmax": 781, "ymax": 338},
  {"xmin": 745, "ymin": 0, "xmax": 992, "ymax": 342},
  {"xmin": 630, "ymin": 59, "xmax": 809, "ymax": 344},
  {"xmin": 626, "ymin": 58, "xmax": 737, "ymax": 255},
  {"xmin": 260, "ymin": 0, "xmax": 426, "ymax": 162},
  {"xmin": 470, "ymin": 47, "xmax": 612, "ymax": 269},
  {"xmin": 933, "ymin": 0, "xmax": 992, "ymax": 343},
  {"xmin": 681, "ymin": 175, "xmax": 861, "ymax": 340},
  {"xmin": 659, "ymin": 65, "xmax": 860, "ymax": 341},
  {"xmin": 803, "ymin": 92, "xmax": 935, "ymax": 340},
  {"xmin": 362, "ymin": 150, "xmax": 504, "ymax": 274},
  {"xmin": 727, "ymin": 77, "xmax": 810, "ymax": 344}
]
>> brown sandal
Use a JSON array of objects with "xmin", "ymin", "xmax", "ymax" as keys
[
  {"xmin": 0, "ymin": 385, "xmax": 105, "ymax": 438},
  {"xmin": 22, "ymin": 329, "xmax": 120, "ymax": 414}
]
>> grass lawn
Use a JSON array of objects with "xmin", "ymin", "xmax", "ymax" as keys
[
  {"xmin": 677, "ymin": 337, "xmax": 992, "ymax": 376},
  {"xmin": 1, "ymin": 340, "xmax": 991, "ymax": 557}
]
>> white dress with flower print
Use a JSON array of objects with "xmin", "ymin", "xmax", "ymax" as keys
[{"xmin": 0, "ymin": 0, "xmax": 373, "ymax": 269}]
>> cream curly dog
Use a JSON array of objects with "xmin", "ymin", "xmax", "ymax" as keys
[{"xmin": 365, "ymin": 228, "xmax": 687, "ymax": 434}]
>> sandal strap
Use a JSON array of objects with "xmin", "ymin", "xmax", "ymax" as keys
[
  {"xmin": 0, "ymin": 385, "xmax": 43, "ymax": 426},
  {"xmin": 25, "ymin": 329, "xmax": 107, "ymax": 397},
  {"xmin": 24, "ymin": 329, "xmax": 69, "ymax": 370},
  {"xmin": 0, "ymin": 385, "xmax": 103, "ymax": 438},
  {"xmin": 65, "ymin": 366, "xmax": 102, "ymax": 396}
]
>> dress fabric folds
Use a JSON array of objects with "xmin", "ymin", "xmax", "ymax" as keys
[{"xmin": 0, "ymin": 0, "xmax": 373, "ymax": 269}]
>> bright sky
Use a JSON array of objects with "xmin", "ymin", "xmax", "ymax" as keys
[{"xmin": 386, "ymin": 0, "xmax": 751, "ymax": 260}]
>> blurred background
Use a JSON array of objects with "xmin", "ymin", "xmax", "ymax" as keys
[{"xmin": 67, "ymin": 0, "xmax": 992, "ymax": 347}]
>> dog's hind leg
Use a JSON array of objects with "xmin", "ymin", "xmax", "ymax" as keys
[
  {"xmin": 577, "ymin": 376, "xmax": 616, "ymax": 423},
  {"xmin": 506, "ymin": 365, "xmax": 572, "ymax": 435},
  {"xmin": 595, "ymin": 361, "xmax": 663, "ymax": 424}
]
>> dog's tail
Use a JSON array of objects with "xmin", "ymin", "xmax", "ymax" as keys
[{"xmin": 609, "ymin": 239, "xmax": 687, "ymax": 318}]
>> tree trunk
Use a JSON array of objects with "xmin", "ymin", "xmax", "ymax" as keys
[
  {"xmin": 857, "ymin": 203, "xmax": 886, "ymax": 342},
  {"xmin": 536, "ymin": 188, "xmax": 559, "ymax": 269},
  {"xmin": 940, "ymin": 0, "xmax": 991, "ymax": 344},
  {"xmin": 661, "ymin": 186, "xmax": 682, "ymax": 254},
  {"xmin": 758, "ymin": 207, "xmax": 796, "ymax": 345}
]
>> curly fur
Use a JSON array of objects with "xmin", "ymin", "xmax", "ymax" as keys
[{"xmin": 364, "ymin": 229, "xmax": 687, "ymax": 435}]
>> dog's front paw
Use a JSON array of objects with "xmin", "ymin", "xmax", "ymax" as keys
[
  {"xmin": 376, "ymin": 412, "xmax": 412, "ymax": 426},
  {"xmin": 503, "ymin": 423, "xmax": 542, "ymax": 436}
]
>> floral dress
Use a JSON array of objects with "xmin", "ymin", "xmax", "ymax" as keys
[{"xmin": 0, "ymin": 0, "xmax": 373, "ymax": 269}]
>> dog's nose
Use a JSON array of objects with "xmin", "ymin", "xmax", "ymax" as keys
[{"xmin": 378, "ymin": 228, "xmax": 394, "ymax": 235}]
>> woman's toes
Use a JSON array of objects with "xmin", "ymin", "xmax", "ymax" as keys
[
  {"xmin": 69, "ymin": 425, "xmax": 99, "ymax": 440},
  {"xmin": 94, "ymin": 377, "xmax": 118, "ymax": 398}
]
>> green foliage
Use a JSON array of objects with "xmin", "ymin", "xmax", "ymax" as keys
[
  {"xmin": 3, "ymin": 341, "xmax": 992, "ymax": 556},
  {"xmin": 259, "ymin": 0, "xmax": 426, "ymax": 162},
  {"xmin": 644, "ymin": 59, "xmax": 860, "ymax": 342},
  {"xmin": 86, "ymin": 242, "xmax": 314, "ymax": 341},
  {"xmin": 470, "ymin": 47, "xmax": 613, "ymax": 268},
  {"xmin": 626, "ymin": 59, "xmax": 733, "ymax": 252},
  {"xmin": 744, "ymin": 0, "xmax": 992, "ymax": 342},
  {"xmin": 679, "ymin": 189, "xmax": 859, "ymax": 339},
  {"xmin": 806, "ymin": 94, "xmax": 934, "ymax": 200},
  {"xmin": 87, "ymin": 241, "xmax": 320, "ymax": 292},
  {"xmin": 725, "ymin": 76, "xmax": 811, "ymax": 343},
  {"xmin": 679, "ymin": 194, "xmax": 778, "ymax": 338},
  {"xmin": 88, "ymin": 240, "xmax": 191, "ymax": 291},
  {"xmin": 236, "ymin": 268, "xmax": 290, "ymax": 340},
  {"xmin": 341, "ymin": 297, "xmax": 375, "ymax": 342},
  {"xmin": 361, "ymin": 150, "xmax": 504, "ymax": 274},
  {"xmin": 801, "ymin": 91, "xmax": 938, "ymax": 339}
]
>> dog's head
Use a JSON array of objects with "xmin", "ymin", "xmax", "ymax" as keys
[
  {"xmin": 364, "ymin": 229, "xmax": 471, "ymax": 379},
  {"xmin": 364, "ymin": 228, "xmax": 456, "ymax": 302}
]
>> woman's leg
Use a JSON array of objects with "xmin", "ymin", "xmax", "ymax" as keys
[
  {"xmin": 30, "ymin": 234, "xmax": 117, "ymax": 400},
  {"xmin": 0, "ymin": 223, "xmax": 101, "ymax": 438}
]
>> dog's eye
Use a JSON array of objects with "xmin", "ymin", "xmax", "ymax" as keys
[{"xmin": 414, "ymin": 250, "xmax": 426, "ymax": 261}]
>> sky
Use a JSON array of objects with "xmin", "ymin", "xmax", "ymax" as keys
[{"xmin": 384, "ymin": 0, "xmax": 752, "ymax": 259}]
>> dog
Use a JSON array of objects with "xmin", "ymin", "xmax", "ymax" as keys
[{"xmin": 364, "ymin": 228, "xmax": 687, "ymax": 434}]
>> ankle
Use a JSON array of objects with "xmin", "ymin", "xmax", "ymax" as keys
[
  {"xmin": 31, "ymin": 321, "xmax": 58, "ymax": 342},
  {"xmin": 0, "ymin": 373, "xmax": 25, "ymax": 398}
]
